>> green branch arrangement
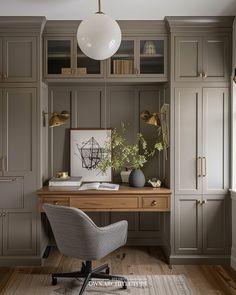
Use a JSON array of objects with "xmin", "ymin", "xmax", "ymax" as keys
[{"xmin": 98, "ymin": 123, "xmax": 167, "ymax": 174}]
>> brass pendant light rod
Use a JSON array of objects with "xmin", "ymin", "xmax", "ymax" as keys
[{"xmin": 96, "ymin": 0, "xmax": 104, "ymax": 14}]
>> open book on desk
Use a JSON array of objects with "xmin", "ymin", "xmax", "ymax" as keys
[{"xmin": 78, "ymin": 182, "xmax": 120, "ymax": 191}]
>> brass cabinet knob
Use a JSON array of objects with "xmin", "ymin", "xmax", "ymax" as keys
[
  {"xmin": 198, "ymin": 73, "xmax": 203, "ymax": 78},
  {"xmin": 202, "ymin": 200, "xmax": 207, "ymax": 205},
  {"xmin": 197, "ymin": 199, "xmax": 202, "ymax": 205},
  {"xmin": 54, "ymin": 201, "xmax": 59, "ymax": 205},
  {"xmin": 203, "ymin": 73, "xmax": 207, "ymax": 78},
  {"xmin": 151, "ymin": 200, "xmax": 157, "ymax": 206}
]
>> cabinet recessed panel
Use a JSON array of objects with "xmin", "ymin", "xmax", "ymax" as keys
[
  {"xmin": 203, "ymin": 88, "xmax": 229, "ymax": 194},
  {"xmin": 4, "ymin": 37, "xmax": 36, "ymax": 82},
  {"xmin": 0, "ymin": 177, "xmax": 23, "ymax": 209},
  {"xmin": 202, "ymin": 196, "xmax": 227, "ymax": 253},
  {"xmin": 175, "ymin": 196, "xmax": 202, "ymax": 253},
  {"xmin": 0, "ymin": 90, "xmax": 3, "ymax": 176},
  {"xmin": 204, "ymin": 37, "xmax": 228, "ymax": 81},
  {"xmin": 3, "ymin": 211, "xmax": 36, "ymax": 255},
  {"xmin": 174, "ymin": 88, "xmax": 202, "ymax": 194},
  {"xmin": 5, "ymin": 89, "xmax": 35, "ymax": 172},
  {"xmin": 175, "ymin": 37, "xmax": 202, "ymax": 80}
]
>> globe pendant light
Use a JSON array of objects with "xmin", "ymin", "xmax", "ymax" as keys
[{"xmin": 77, "ymin": 0, "xmax": 121, "ymax": 60}]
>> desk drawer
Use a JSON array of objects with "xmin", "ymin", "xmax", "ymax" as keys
[
  {"xmin": 71, "ymin": 197, "xmax": 138, "ymax": 210},
  {"xmin": 40, "ymin": 197, "xmax": 70, "ymax": 211},
  {"xmin": 142, "ymin": 196, "xmax": 170, "ymax": 211}
]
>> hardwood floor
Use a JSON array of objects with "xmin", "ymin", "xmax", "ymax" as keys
[{"xmin": 0, "ymin": 246, "xmax": 236, "ymax": 294}]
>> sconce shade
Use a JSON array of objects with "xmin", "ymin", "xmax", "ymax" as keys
[
  {"xmin": 140, "ymin": 110, "xmax": 161, "ymax": 126},
  {"xmin": 49, "ymin": 111, "xmax": 70, "ymax": 128},
  {"xmin": 77, "ymin": 13, "xmax": 121, "ymax": 60}
]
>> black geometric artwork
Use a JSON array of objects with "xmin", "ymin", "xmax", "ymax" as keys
[{"xmin": 76, "ymin": 137, "xmax": 105, "ymax": 170}]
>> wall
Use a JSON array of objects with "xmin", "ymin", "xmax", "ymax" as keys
[{"xmin": 48, "ymin": 83, "xmax": 168, "ymax": 244}]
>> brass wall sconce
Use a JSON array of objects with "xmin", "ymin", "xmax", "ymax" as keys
[
  {"xmin": 42, "ymin": 111, "xmax": 70, "ymax": 127},
  {"xmin": 140, "ymin": 110, "xmax": 162, "ymax": 126}
]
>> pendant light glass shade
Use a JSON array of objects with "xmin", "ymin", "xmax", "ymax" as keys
[{"xmin": 77, "ymin": 11, "xmax": 121, "ymax": 60}]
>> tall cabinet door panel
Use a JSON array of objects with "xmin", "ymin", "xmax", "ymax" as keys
[
  {"xmin": 2, "ymin": 211, "xmax": 36, "ymax": 255},
  {"xmin": 203, "ymin": 37, "xmax": 229, "ymax": 82},
  {"xmin": 3, "ymin": 37, "xmax": 37, "ymax": 82},
  {"xmin": 202, "ymin": 195, "xmax": 228, "ymax": 254},
  {"xmin": 174, "ymin": 88, "xmax": 202, "ymax": 194},
  {"xmin": 0, "ymin": 90, "xmax": 3, "ymax": 176},
  {"xmin": 175, "ymin": 195, "xmax": 202, "ymax": 254},
  {"xmin": 3, "ymin": 88, "xmax": 37, "ymax": 208},
  {"xmin": 175, "ymin": 37, "xmax": 202, "ymax": 81},
  {"xmin": 0, "ymin": 38, "xmax": 2, "ymax": 81},
  {"xmin": 202, "ymin": 88, "xmax": 229, "ymax": 194}
]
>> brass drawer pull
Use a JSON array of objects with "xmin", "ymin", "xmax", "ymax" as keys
[
  {"xmin": 54, "ymin": 201, "xmax": 59, "ymax": 205},
  {"xmin": 151, "ymin": 200, "xmax": 157, "ymax": 206}
]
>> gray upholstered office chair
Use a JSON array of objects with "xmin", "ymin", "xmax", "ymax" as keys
[{"xmin": 43, "ymin": 204, "xmax": 128, "ymax": 295}]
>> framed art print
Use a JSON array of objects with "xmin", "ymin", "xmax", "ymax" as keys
[{"xmin": 70, "ymin": 129, "xmax": 112, "ymax": 182}]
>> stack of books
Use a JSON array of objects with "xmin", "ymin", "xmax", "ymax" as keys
[
  {"xmin": 113, "ymin": 60, "xmax": 134, "ymax": 74},
  {"xmin": 49, "ymin": 176, "xmax": 82, "ymax": 187}
]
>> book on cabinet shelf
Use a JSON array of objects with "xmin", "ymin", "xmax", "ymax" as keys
[{"xmin": 113, "ymin": 60, "xmax": 134, "ymax": 74}]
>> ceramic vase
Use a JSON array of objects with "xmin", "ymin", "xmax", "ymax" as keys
[{"xmin": 129, "ymin": 169, "xmax": 145, "ymax": 187}]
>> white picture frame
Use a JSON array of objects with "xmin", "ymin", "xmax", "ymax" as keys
[{"xmin": 70, "ymin": 129, "xmax": 112, "ymax": 182}]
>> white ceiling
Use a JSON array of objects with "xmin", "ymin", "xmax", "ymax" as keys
[{"xmin": 1, "ymin": 0, "xmax": 236, "ymax": 20}]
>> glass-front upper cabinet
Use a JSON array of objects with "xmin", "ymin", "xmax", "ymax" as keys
[
  {"xmin": 44, "ymin": 37, "xmax": 103, "ymax": 77},
  {"xmin": 46, "ymin": 38, "xmax": 73, "ymax": 76},
  {"xmin": 138, "ymin": 38, "xmax": 166, "ymax": 76},
  {"xmin": 108, "ymin": 37, "xmax": 167, "ymax": 78},
  {"xmin": 76, "ymin": 45, "xmax": 102, "ymax": 76},
  {"xmin": 109, "ymin": 39, "xmax": 136, "ymax": 76}
]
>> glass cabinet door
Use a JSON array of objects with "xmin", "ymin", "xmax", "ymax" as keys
[
  {"xmin": 110, "ymin": 39, "xmax": 135, "ymax": 76},
  {"xmin": 139, "ymin": 38, "xmax": 166, "ymax": 76},
  {"xmin": 76, "ymin": 46, "xmax": 101, "ymax": 75},
  {"xmin": 46, "ymin": 39, "xmax": 72, "ymax": 75}
]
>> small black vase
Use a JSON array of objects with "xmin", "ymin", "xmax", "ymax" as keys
[{"xmin": 129, "ymin": 169, "xmax": 145, "ymax": 187}]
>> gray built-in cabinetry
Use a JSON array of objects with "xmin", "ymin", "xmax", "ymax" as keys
[
  {"xmin": 43, "ymin": 21, "xmax": 168, "ymax": 82},
  {"xmin": 0, "ymin": 17, "xmax": 47, "ymax": 265},
  {"xmin": 166, "ymin": 16, "xmax": 233, "ymax": 264}
]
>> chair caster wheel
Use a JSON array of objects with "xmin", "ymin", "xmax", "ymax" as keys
[
  {"xmin": 106, "ymin": 267, "xmax": 110, "ymax": 274},
  {"xmin": 52, "ymin": 277, "xmax": 57, "ymax": 286}
]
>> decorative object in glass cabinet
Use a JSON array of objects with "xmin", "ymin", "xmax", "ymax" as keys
[
  {"xmin": 47, "ymin": 40, "xmax": 71, "ymax": 75},
  {"xmin": 140, "ymin": 40, "xmax": 164, "ymax": 75},
  {"xmin": 110, "ymin": 40, "xmax": 135, "ymax": 75}
]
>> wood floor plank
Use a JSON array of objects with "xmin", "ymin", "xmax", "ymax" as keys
[{"xmin": 0, "ymin": 246, "xmax": 236, "ymax": 294}]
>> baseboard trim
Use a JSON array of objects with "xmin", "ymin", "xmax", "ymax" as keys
[
  {"xmin": 0, "ymin": 256, "xmax": 43, "ymax": 266},
  {"xmin": 127, "ymin": 237, "xmax": 163, "ymax": 246},
  {"xmin": 170, "ymin": 254, "xmax": 231, "ymax": 265},
  {"xmin": 231, "ymin": 247, "xmax": 236, "ymax": 270}
]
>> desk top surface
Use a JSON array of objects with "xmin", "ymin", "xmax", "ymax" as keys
[{"xmin": 37, "ymin": 185, "xmax": 171, "ymax": 196}]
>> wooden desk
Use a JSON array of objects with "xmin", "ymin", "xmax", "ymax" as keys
[{"xmin": 37, "ymin": 186, "xmax": 171, "ymax": 212}]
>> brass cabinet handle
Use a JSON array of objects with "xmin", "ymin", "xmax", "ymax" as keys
[
  {"xmin": 202, "ymin": 157, "xmax": 206, "ymax": 177},
  {"xmin": 197, "ymin": 157, "xmax": 202, "ymax": 177},
  {"xmin": 151, "ymin": 200, "xmax": 157, "ymax": 206},
  {"xmin": 198, "ymin": 73, "xmax": 203, "ymax": 78},
  {"xmin": 197, "ymin": 199, "xmax": 202, "ymax": 205},
  {"xmin": 203, "ymin": 72, "xmax": 207, "ymax": 78},
  {"xmin": 202, "ymin": 200, "xmax": 207, "ymax": 205},
  {"xmin": 54, "ymin": 201, "xmax": 59, "ymax": 205}
]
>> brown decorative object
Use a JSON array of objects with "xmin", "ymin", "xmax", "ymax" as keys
[
  {"xmin": 76, "ymin": 67, "xmax": 87, "ymax": 75},
  {"xmin": 61, "ymin": 68, "xmax": 72, "ymax": 75}
]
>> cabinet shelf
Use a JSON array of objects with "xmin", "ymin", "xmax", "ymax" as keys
[{"xmin": 140, "ymin": 54, "xmax": 164, "ymax": 58}]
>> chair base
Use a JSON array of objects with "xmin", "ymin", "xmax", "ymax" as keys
[{"xmin": 51, "ymin": 260, "xmax": 127, "ymax": 295}]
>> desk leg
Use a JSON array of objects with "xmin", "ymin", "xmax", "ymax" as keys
[{"xmin": 43, "ymin": 246, "xmax": 51, "ymax": 259}]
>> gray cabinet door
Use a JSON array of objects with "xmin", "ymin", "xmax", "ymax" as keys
[
  {"xmin": 175, "ymin": 195, "xmax": 202, "ymax": 254},
  {"xmin": 0, "ymin": 89, "xmax": 2, "ymax": 176},
  {"xmin": 2, "ymin": 210, "xmax": 36, "ymax": 256},
  {"xmin": 174, "ymin": 88, "xmax": 202, "ymax": 194},
  {"xmin": 3, "ymin": 37, "xmax": 37, "ymax": 82},
  {"xmin": 2, "ymin": 88, "xmax": 37, "ymax": 209},
  {"xmin": 203, "ymin": 37, "xmax": 229, "ymax": 82},
  {"xmin": 175, "ymin": 37, "xmax": 202, "ymax": 81},
  {"xmin": 202, "ymin": 195, "xmax": 228, "ymax": 254},
  {"xmin": 202, "ymin": 88, "xmax": 229, "ymax": 194},
  {"xmin": 0, "ymin": 38, "xmax": 2, "ymax": 81}
]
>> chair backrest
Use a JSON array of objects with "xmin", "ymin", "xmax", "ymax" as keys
[{"xmin": 43, "ymin": 204, "xmax": 101, "ymax": 260}]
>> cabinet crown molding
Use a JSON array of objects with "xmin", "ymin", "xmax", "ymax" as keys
[
  {"xmin": 43, "ymin": 20, "xmax": 168, "ymax": 36},
  {"xmin": 0, "ymin": 16, "xmax": 46, "ymax": 34},
  {"xmin": 165, "ymin": 16, "xmax": 234, "ymax": 32}
]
